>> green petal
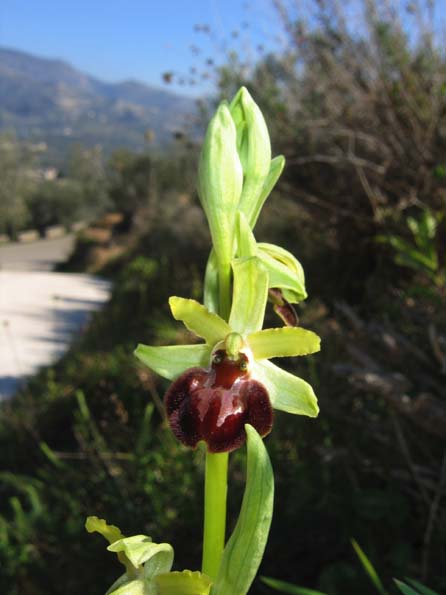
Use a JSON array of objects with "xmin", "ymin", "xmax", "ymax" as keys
[
  {"xmin": 258, "ymin": 243, "xmax": 307, "ymax": 303},
  {"xmin": 248, "ymin": 327, "xmax": 321, "ymax": 360},
  {"xmin": 169, "ymin": 297, "xmax": 230, "ymax": 345},
  {"xmin": 212, "ymin": 425, "xmax": 274, "ymax": 595},
  {"xmin": 249, "ymin": 155, "xmax": 285, "ymax": 229},
  {"xmin": 229, "ymin": 257, "xmax": 268, "ymax": 335},
  {"xmin": 155, "ymin": 570, "xmax": 212, "ymax": 595},
  {"xmin": 253, "ymin": 360, "xmax": 319, "ymax": 417},
  {"xmin": 135, "ymin": 344, "xmax": 211, "ymax": 380},
  {"xmin": 108, "ymin": 536, "xmax": 173, "ymax": 575}
]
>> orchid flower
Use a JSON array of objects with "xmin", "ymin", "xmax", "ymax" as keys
[{"xmin": 135, "ymin": 255, "xmax": 320, "ymax": 453}]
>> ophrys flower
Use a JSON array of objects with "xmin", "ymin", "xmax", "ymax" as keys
[{"xmin": 135, "ymin": 257, "xmax": 320, "ymax": 453}]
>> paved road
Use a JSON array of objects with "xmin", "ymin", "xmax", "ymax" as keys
[
  {"xmin": 0, "ymin": 235, "xmax": 76, "ymax": 271},
  {"xmin": 0, "ymin": 236, "xmax": 111, "ymax": 400}
]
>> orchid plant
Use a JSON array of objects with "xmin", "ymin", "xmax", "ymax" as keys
[{"xmin": 86, "ymin": 87, "xmax": 321, "ymax": 595}]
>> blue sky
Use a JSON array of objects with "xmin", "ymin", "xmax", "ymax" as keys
[{"xmin": 0, "ymin": 0, "xmax": 283, "ymax": 95}]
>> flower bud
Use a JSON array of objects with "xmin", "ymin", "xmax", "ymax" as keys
[
  {"xmin": 198, "ymin": 103, "xmax": 243, "ymax": 267},
  {"xmin": 229, "ymin": 87, "xmax": 272, "ymax": 226}
]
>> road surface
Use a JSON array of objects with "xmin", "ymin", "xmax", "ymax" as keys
[{"xmin": 0, "ymin": 236, "xmax": 111, "ymax": 399}]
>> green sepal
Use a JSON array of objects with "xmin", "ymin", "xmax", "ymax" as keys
[
  {"xmin": 248, "ymin": 327, "xmax": 321, "ymax": 360},
  {"xmin": 212, "ymin": 425, "xmax": 274, "ymax": 595},
  {"xmin": 135, "ymin": 344, "xmax": 211, "ymax": 380},
  {"xmin": 203, "ymin": 250, "xmax": 219, "ymax": 314},
  {"xmin": 169, "ymin": 297, "xmax": 230, "ymax": 345},
  {"xmin": 252, "ymin": 360, "xmax": 319, "ymax": 417},
  {"xmin": 257, "ymin": 243, "xmax": 307, "ymax": 303},
  {"xmin": 236, "ymin": 212, "xmax": 258, "ymax": 259},
  {"xmin": 85, "ymin": 516, "xmax": 124, "ymax": 546},
  {"xmin": 229, "ymin": 257, "xmax": 268, "ymax": 335},
  {"xmin": 106, "ymin": 577, "xmax": 146, "ymax": 595},
  {"xmin": 249, "ymin": 155, "xmax": 285, "ymax": 229},
  {"xmin": 85, "ymin": 516, "xmax": 128, "ymax": 569},
  {"xmin": 108, "ymin": 537, "xmax": 174, "ymax": 576},
  {"xmin": 198, "ymin": 102, "xmax": 243, "ymax": 267},
  {"xmin": 229, "ymin": 87, "xmax": 271, "ymax": 226},
  {"xmin": 156, "ymin": 570, "xmax": 212, "ymax": 595}
]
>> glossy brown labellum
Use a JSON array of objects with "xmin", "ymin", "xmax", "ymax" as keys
[{"xmin": 164, "ymin": 350, "xmax": 273, "ymax": 453}]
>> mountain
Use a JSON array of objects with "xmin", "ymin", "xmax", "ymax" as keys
[{"xmin": 0, "ymin": 47, "xmax": 197, "ymax": 163}]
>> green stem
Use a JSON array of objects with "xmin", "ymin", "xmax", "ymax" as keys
[
  {"xmin": 202, "ymin": 451, "xmax": 228, "ymax": 579},
  {"xmin": 201, "ymin": 256, "xmax": 232, "ymax": 579}
]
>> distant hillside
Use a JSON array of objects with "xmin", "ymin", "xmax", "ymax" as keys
[{"xmin": 0, "ymin": 47, "xmax": 197, "ymax": 164}]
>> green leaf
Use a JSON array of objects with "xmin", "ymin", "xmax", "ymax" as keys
[
  {"xmin": 257, "ymin": 243, "xmax": 307, "ymax": 303},
  {"xmin": 229, "ymin": 87, "xmax": 271, "ymax": 227},
  {"xmin": 403, "ymin": 579, "xmax": 440, "ymax": 595},
  {"xmin": 156, "ymin": 570, "xmax": 212, "ymax": 595},
  {"xmin": 198, "ymin": 102, "xmax": 243, "ymax": 266},
  {"xmin": 253, "ymin": 360, "xmax": 319, "ymax": 417},
  {"xmin": 380, "ymin": 235, "xmax": 437, "ymax": 272},
  {"xmin": 204, "ymin": 250, "xmax": 219, "ymax": 314},
  {"xmin": 169, "ymin": 297, "xmax": 230, "ymax": 345},
  {"xmin": 135, "ymin": 344, "xmax": 211, "ymax": 380},
  {"xmin": 248, "ymin": 327, "xmax": 321, "ymax": 360},
  {"xmin": 261, "ymin": 576, "xmax": 328, "ymax": 595},
  {"xmin": 351, "ymin": 539, "xmax": 387, "ymax": 595},
  {"xmin": 249, "ymin": 155, "xmax": 285, "ymax": 228},
  {"xmin": 212, "ymin": 425, "xmax": 274, "ymax": 595},
  {"xmin": 394, "ymin": 580, "xmax": 422, "ymax": 595},
  {"xmin": 229, "ymin": 257, "xmax": 268, "ymax": 335}
]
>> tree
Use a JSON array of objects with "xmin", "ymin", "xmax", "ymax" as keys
[
  {"xmin": 108, "ymin": 150, "xmax": 152, "ymax": 229},
  {"xmin": 0, "ymin": 133, "xmax": 34, "ymax": 238}
]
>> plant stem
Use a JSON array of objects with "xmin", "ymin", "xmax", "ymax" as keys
[
  {"xmin": 202, "ymin": 451, "xmax": 228, "ymax": 579},
  {"xmin": 201, "ymin": 256, "xmax": 232, "ymax": 579}
]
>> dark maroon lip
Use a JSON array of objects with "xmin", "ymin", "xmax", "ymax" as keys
[
  {"xmin": 210, "ymin": 350, "xmax": 249, "ymax": 389},
  {"xmin": 164, "ymin": 350, "xmax": 273, "ymax": 453}
]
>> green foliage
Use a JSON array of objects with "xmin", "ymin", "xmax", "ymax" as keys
[
  {"xmin": 26, "ymin": 178, "xmax": 84, "ymax": 234},
  {"xmin": 262, "ymin": 577, "xmax": 326, "ymax": 595},
  {"xmin": 351, "ymin": 540, "xmax": 387, "ymax": 595},
  {"xmin": 67, "ymin": 144, "xmax": 110, "ymax": 218},
  {"xmin": 2, "ymin": 4, "xmax": 446, "ymax": 593},
  {"xmin": 0, "ymin": 132, "xmax": 35, "ymax": 237},
  {"xmin": 108, "ymin": 150, "xmax": 152, "ymax": 226},
  {"xmin": 394, "ymin": 579, "xmax": 440, "ymax": 595},
  {"xmin": 377, "ymin": 208, "xmax": 445, "ymax": 301},
  {"xmin": 262, "ymin": 543, "xmax": 440, "ymax": 595},
  {"xmin": 212, "ymin": 425, "xmax": 274, "ymax": 595}
]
